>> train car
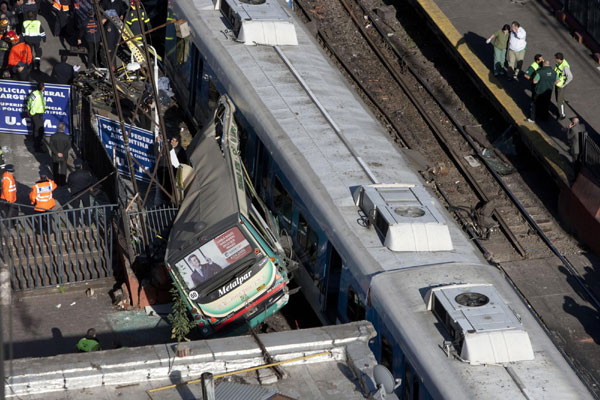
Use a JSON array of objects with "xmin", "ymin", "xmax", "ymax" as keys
[
  {"xmin": 165, "ymin": 96, "xmax": 291, "ymax": 336},
  {"xmin": 164, "ymin": 0, "xmax": 593, "ymax": 397}
]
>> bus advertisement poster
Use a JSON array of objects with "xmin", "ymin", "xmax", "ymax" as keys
[
  {"xmin": 0, "ymin": 80, "xmax": 71, "ymax": 135},
  {"xmin": 96, "ymin": 115, "xmax": 156, "ymax": 182}
]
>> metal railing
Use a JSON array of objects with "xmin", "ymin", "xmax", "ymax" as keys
[
  {"xmin": 0, "ymin": 204, "xmax": 117, "ymax": 290},
  {"xmin": 582, "ymin": 132, "xmax": 600, "ymax": 181},
  {"xmin": 127, "ymin": 205, "xmax": 179, "ymax": 258},
  {"xmin": 561, "ymin": 0, "xmax": 600, "ymax": 46}
]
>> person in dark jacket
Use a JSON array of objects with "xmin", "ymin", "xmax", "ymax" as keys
[
  {"xmin": 101, "ymin": 0, "xmax": 126, "ymax": 17},
  {"xmin": 48, "ymin": 122, "xmax": 70, "ymax": 186},
  {"xmin": 532, "ymin": 60, "xmax": 558, "ymax": 122},
  {"xmin": 101, "ymin": 17, "xmax": 119, "ymax": 68},
  {"xmin": 124, "ymin": 0, "xmax": 149, "ymax": 38},
  {"xmin": 170, "ymin": 135, "xmax": 188, "ymax": 165},
  {"xmin": 51, "ymin": 55, "xmax": 78, "ymax": 84},
  {"xmin": 77, "ymin": 9, "xmax": 101, "ymax": 69},
  {"xmin": 0, "ymin": 1, "xmax": 17, "ymax": 29},
  {"xmin": 68, "ymin": 158, "xmax": 95, "ymax": 207}
]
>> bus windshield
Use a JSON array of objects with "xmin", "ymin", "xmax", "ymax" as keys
[{"xmin": 175, "ymin": 226, "xmax": 254, "ymax": 290}]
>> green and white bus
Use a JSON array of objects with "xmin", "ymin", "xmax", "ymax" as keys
[{"xmin": 165, "ymin": 96, "xmax": 292, "ymax": 336}]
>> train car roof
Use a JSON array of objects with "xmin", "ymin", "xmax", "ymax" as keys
[
  {"xmin": 369, "ymin": 262, "xmax": 592, "ymax": 399},
  {"xmin": 171, "ymin": 0, "xmax": 484, "ymax": 288}
]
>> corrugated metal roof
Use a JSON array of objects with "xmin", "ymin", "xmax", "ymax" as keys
[{"xmin": 215, "ymin": 382, "xmax": 278, "ymax": 400}]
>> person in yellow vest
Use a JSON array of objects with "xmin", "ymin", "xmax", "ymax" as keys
[
  {"xmin": 554, "ymin": 52, "xmax": 572, "ymax": 121},
  {"xmin": 76, "ymin": 328, "xmax": 102, "ymax": 352},
  {"xmin": 1, "ymin": 164, "xmax": 18, "ymax": 222},
  {"xmin": 27, "ymin": 81, "xmax": 46, "ymax": 153},
  {"xmin": 30, "ymin": 173, "xmax": 56, "ymax": 212},
  {"xmin": 524, "ymin": 54, "xmax": 543, "ymax": 122},
  {"xmin": 22, "ymin": 11, "xmax": 45, "ymax": 70}
]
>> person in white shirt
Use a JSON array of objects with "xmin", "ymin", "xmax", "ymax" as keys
[{"xmin": 507, "ymin": 21, "xmax": 526, "ymax": 80}]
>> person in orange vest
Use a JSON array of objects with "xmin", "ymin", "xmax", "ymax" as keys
[
  {"xmin": 1, "ymin": 164, "xmax": 18, "ymax": 222},
  {"xmin": 7, "ymin": 33, "xmax": 32, "ymax": 81},
  {"xmin": 30, "ymin": 173, "xmax": 56, "ymax": 212},
  {"xmin": 52, "ymin": 0, "xmax": 72, "ymax": 39}
]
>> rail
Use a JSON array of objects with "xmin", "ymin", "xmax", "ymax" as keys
[{"xmin": 0, "ymin": 204, "xmax": 117, "ymax": 290}]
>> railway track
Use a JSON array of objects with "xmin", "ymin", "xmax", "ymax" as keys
[{"xmin": 294, "ymin": 0, "xmax": 600, "ymax": 393}]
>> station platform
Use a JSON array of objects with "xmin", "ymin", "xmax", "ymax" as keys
[
  {"xmin": 409, "ymin": 0, "xmax": 600, "ymax": 187},
  {"xmin": 407, "ymin": 0, "xmax": 600, "ymax": 255}
]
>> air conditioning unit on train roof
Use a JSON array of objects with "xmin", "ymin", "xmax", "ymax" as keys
[
  {"xmin": 353, "ymin": 184, "xmax": 453, "ymax": 252},
  {"xmin": 214, "ymin": 0, "xmax": 298, "ymax": 46},
  {"xmin": 425, "ymin": 284, "xmax": 534, "ymax": 365}
]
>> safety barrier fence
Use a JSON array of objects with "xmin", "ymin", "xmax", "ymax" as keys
[
  {"xmin": 0, "ymin": 204, "xmax": 117, "ymax": 290},
  {"xmin": 559, "ymin": 0, "xmax": 600, "ymax": 46},
  {"xmin": 127, "ymin": 205, "xmax": 179, "ymax": 258},
  {"xmin": 582, "ymin": 132, "xmax": 600, "ymax": 181}
]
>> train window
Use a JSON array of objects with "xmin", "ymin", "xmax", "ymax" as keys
[
  {"xmin": 347, "ymin": 286, "xmax": 366, "ymax": 322},
  {"xmin": 273, "ymin": 177, "xmax": 293, "ymax": 224},
  {"xmin": 297, "ymin": 213, "xmax": 319, "ymax": 267},
  {"xmin": 381, "ymin": 334, "xmax": 393, "ymax": 372},
  {"xmin": 207, "ymin": 79, "xmax": 220, "ymax": 113},
  {"xmin": 404, "ymin": 364, "xmax": 420, "ymax": 400}
]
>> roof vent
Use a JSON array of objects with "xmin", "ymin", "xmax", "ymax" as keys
[
  {"xmin": 353, "ymin": 184, "xmax": 453, "ymax": 252},
  {"xmin": 425, "ymin": 284, "xmax": 534, "ymax": 365},
  {"xmin": 215, "ymin": 0, "xmax": 298, "ymax": 46}
]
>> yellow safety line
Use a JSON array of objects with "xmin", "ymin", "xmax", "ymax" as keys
[
  {"xmin": 414, "ymin": 0, "xmax": 571, "ymax": 184},
  {"xmin": 145, "ymin": 350, "xmax": 332, "ymax": 396}
]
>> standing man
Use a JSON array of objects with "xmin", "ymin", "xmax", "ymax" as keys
[
  {"xmin": 506, "ymin": 21, "xmax": 526, "ymax": 81},
  {"xmin": 554, "ymin": 52, "xmax": 573, "ymax": 120},
  {"xmin": 524, "ymin": 54, "xmax": 543, "ymax": 122},
  {"xmin": 26, "ymin": 82, "xmax": 46, "ymax": 152},
  {"xmin": 124, "ymin": 0, "xmax": 150, "ymax": 39},
  {"xmin": 68, "ymin": 159, "xmax": 95, "ymax": 208},
  {"xmin": 21, "ymin": 11, "xmax": 44, "ymax": 70},
  {"xmin": 52, "ymin": 0, "xmax": 72, "ymax": 39},
  {"xmin": 485, "ymin": 24, "xmax": 510, "ymax": 76},
  {"xmin": 1, "ymin": 164, "xmax": 18, "ymax": 222},
  {"xmin": 564, "ymin": 117, "xmax": 585, "ymax": 164},
  {"xmin": 77, "ymin": 9, "xmax": 100, "ymax": 69},
  {"xmin": 49, "ymin": 122, "xmax": 71, "ymax": 186},
  {"xmin": 532, "ymin": 60, "xmax": 557, "ymax": 122},
  {"xmin": 7, "ymin": 33, "xmax": 32, "ymax": 81},
  {"xmin": 30, "ymin": 173, "xmax": 56, "ymax": 212},
  {"xmin": 170, "ymin": 135, "xmax": 188, "ymax": 165}
]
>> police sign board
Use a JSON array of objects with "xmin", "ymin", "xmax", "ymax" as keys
[
  {"xmin": 96, "ymin": 115, "xmax": 155, "ymax": 182},
  {"xmin": 0, "ymin": 80, "xmax": 71, "ymax": 135}
]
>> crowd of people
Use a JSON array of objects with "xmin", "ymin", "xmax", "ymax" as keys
[
  {"xmin": 0, "ymin": 0, "xmax": 153, "ymax": 219},
  {"xmin": 486, "ymin": 21, "xmax": 584, "ymax": 163},
  {"xmin": 0, "ymin": 0, "xmax": 150, "ymax": 81}
]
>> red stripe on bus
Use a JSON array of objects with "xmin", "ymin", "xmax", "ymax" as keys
[{"xmin": 214, "ymin": 282, "xmax": 287, "ymax": 331}]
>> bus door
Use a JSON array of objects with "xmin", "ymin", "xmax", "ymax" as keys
[{"xmin": 322, "ymin": 245, "xmax": 342, "ymax": 323}]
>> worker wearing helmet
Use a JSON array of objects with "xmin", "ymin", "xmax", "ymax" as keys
[
  {"xmin": 0, "ymin": 25, "xmax": 12, "ymax": 72},
  {"xmin": 7, "ymin": 32, "xmax": 32, "ymax": 81}
]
